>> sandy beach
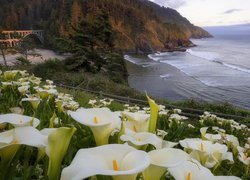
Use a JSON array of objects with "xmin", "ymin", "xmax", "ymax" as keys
[{"xmin": 0, "ymin": 49, "xmax": 69, "ymax": 66}]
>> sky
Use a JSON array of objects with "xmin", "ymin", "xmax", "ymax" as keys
[{"xmin": 150, "ymin": 0, "xmax": 250, "ymax": 26}]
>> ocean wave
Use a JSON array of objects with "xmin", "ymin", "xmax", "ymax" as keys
[
  {"xmin": 160, "ymin": 74, "xmax": 172, "ymax": 78},
  {"xmin": 222, "ymin": 62, "xmax": 250, "ymax": 74},
  {"xmin": 186, "ymin": 49, "xmax": 219, "ymax": 61},
  {"xmin": 148, "ymin": 52, "xmax": 182, "ymax": 61},
  {"xmin": 187, "ymin": 49, "xmax": 250, "ymax": 74},
  {"xmin": 141, "ymin": 63, "xmax": 159, "ymax": 67},
  {"xmin": 148, "ymin": 54, "xmax": 163, "ymax": 61},
  {"xmin": 123, "ymin": 55, "xmax": 138, "ymax": 64}
]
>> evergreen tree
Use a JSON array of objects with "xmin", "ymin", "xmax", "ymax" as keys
[
  {"xmin": 57, "ymin": 12, "xmax": 114, "ymax": 72},
  {"xmin": 16, "ymin": 37, "xmax": 36, "ymax": 61}
]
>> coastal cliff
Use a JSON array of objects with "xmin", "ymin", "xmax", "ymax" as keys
[{"xmin": 0, "ymin": 0, "xmax": 211, "ymax": 52}]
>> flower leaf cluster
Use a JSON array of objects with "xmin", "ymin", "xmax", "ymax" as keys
[{"xmin": 0, "ymin": 70, "xmax": 249, "ymax": 180}]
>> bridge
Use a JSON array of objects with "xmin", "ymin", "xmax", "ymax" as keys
[{"xmin": 0, "ymin": 30, "xmax": 44, "ymax": 47}]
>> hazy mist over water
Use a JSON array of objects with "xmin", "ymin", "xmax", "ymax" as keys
[
  {"xmin": 204, "ymin": 24, "xmax": 250, "ymax": 35},
  {"xmin": 126, "ymin": 24, "xmax": 250, "ymax": 108}
]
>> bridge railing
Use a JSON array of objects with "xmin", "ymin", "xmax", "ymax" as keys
[{"xmin": 0, "ymin": 30, "xmax": 44, "ymax": 47}]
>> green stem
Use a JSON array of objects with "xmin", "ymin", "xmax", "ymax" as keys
[{"xmin": 212, "ymin": 163, "xmax": 220, "ymax": 174}]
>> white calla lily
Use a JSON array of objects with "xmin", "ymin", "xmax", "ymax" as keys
[
  {"xmin": 61, "ymin": 144, "xmax": 150, "ymax": 180},
  {"xmin": 200, "ymin": 127, "xmax": 239, "ymax": 150},
  {"xmin": 9, "ymin": 107, "xmax": 24, "ymax": 115},
  {"xmin": 168, "ymin": 159, "xmax": 241, "ymax": 180},
  {"xmin": 143, "ymin": 148, "xmax": 190, "ymax": 180},
  {"xmin": 0, "ymin": 114, "xmax": 40, "ymax": 128},
  {"xmin": 204, "ymin": 134, "xmax": 222, "ymax": 142},
  {"xmin": 22, "ymin": 96, "xmax": 41, "ymax": 109},
  {"xmin": 168, "ymin": 159, "xmax": 214, "ymax": 180},
  {"xmin": 69, "ymin": 108, "xmax": 121, "ymax": 145},
  {"xmin": 120, "ymin": 129, "xmax": 177, "ymax": 149},
  {"xmin": 237, "ymin": 146, "xmax": 250, "ymax": 165},
  {"xmin": 223, "ymin": 134, "xmax": 240, "ymax": 148},
  {"xmin": 0, "ymin": 126, "xmax": 47, "ymax": 149},
  {"xmin": 238, "ymin": 152, "xmax": 250, "ymax": 165},
  {"xmin": 200, "ymin": 127, "xmax": 222, "ymax": 142},
  {"xmin": 180, "ymin": 138, "xmax": 233, "ymax": 168},
  {"xmin": 122, "ymin": 111, "xmax": 150, "ymax": 132},
  {"xmin": 45, "ymin": 127, "xmax": 76, "ymax": 180},
  {"xmin": 18, "ymin": 85, "xmax": 30, "ymax": 94},
  {"xmin": 169, "ymin": 114, "xmax": 188, "ymax": 121},
  {"xmin": 214, "ymin": 176, "xmax": 241, "ymax": 180}
]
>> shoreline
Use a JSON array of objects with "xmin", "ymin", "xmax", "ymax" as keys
[
  {"xmin": 124, "ymin": 36, "xmax": 214, "ymax": 55},
  {"xmin": 0, "ymin": 48, "xmax": 69, "ymax": 66},
  {"xmin": 124, "ymin": 54, "xmax": 250, "ymax": 109}
]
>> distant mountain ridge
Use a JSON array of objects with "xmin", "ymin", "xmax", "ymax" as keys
[
  {"xmin": 0, "ymin": 0, "xmax": 212, "ymax": 52},
  {"xmin": 142, "ymin": 0, "xmax": 211, "ymax": 38}
]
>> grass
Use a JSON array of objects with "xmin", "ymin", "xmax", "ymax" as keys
[
  {"xmin": 0, "ymin": 69, "xmax": 249, "ymax": 179},
  {"xmin": 2, "ymin": 59, "xmax": 250, "ymax": 123}
]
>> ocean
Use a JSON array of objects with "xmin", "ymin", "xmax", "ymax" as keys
[{"xmin": 125, "ymin": 25, "xmax": 250, "ymax": 109}]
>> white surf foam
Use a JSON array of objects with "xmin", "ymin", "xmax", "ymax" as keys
[
  {"xmin": 186, "ymin": 49, "xmax": 219, "ymax": 61},
  {"xmin": 222, "ymin": 62, "xmax": 250, "ymax": 74},
  {"xmin": 148, "ymin": 54, "xmax": 162, "ymax": 61},
  {"xmin": 187, "ymin": 49, "xmax": 250, "ymax": 74},
  {"xmin": 124, "ymin": 55, "xmax": 138, "ymax": 64},
  {"xmin": 160, "ymin": 74, "xmax": 172, "ymax": 78}
]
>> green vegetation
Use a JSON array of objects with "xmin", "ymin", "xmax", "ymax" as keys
[
  {"xmin": 28, "ymin": 59, "xmax": 141, "ymax": 98},
  {"xmin": 15, "ymin": 56, "xmax": 31, "ymax": 65},
  {"xmin": 0, "ymin": 0, "xmax": 248, "ymax": 124},
  {"xmin": 0, "ymin": 70, "xmax": 249, "ymax": 179},
  {"xmin": 8, "ymin": 60, "xmax": 248, "ymax": 126},
  {"xmin": 0, "ymin": 0, "xmax": 210, "ymax": 52}
]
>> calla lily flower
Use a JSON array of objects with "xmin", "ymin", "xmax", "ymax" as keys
[
  {"xmin": 168, "ymin": 159, "xmax": 241, "ymax": 180},
  {"xmin": 168, "ymin": 159, "xmax": 214, "ymax": 180},
  {"xmin": 0, "ymin": 126, "xmax": 47, "ymax": 149},
  {"xmin": 3, "ymin": 70, "xmax": 19, "ymax": 81},
  {"xmin": 18, "ymin": 85, "xmax": 30, "ymax": 94},
  {"xmin": 238, "ymin": 152, "xmax": 250, "ymax": 165},
  {"xmin": 237, "ymin": 146, "xmax": 250, "ymax": 165},
  {"xmin": 122, "ymin": 111, "xmax": 150, "ymax": 132},
  {"xmin": 0, "ymin": 114, "xmax": 40, "ymax": 128},
  {"xmin": 0, "ymin": 126, "xmax": 47, "ymax": 164},
  {"xmin": 180, "ymin": 138, "xmax": 233, "ymax": 168},
  {"xmin": 200, "ymin": 127, "xmax": 239, "ymax": 151},
  {"xmin": 69, "ymin": 107, "xmax": 121, "ymax": 145},
  {"xmin": 44, "ymin": 127, "xmax": 76, "ymax": 180},
  {"xmin": 36, "ymin": 88, "xmax": 58, "ymax": 99},
  {"xmin": 200, "ymin": 127, "xmax": 222, "ymax": 143},
  {"xmin": 122, "ymin": 95, "xmax": 159, "ymax": 133},
  {"xmin": 120, "ymin": 129, "xmax": 178, "ymax": 149},
  {"xmin": 22, "ymin": 95, "xmax": 41, "ymax": 109},
  {"xmin": 61, "ymin": 144, "xmax": 150, "ymax": 180},
  {"xmin": 9, "ymin": 107, "xmax": 24, "ymax": 115},
  {"xmin": 222, "ymin": 134, "xmax": 240, "ymax": 149},
  {"xmin": 122, "ymin": 111, "xmax": 150, "ymax": 122},
  {"xmin": 143, "ymin": 148, "xmax": 190, "ymax": 180},
  {"xmin": 147, "ymin": 95, "xmax": 159, "ymax": 133}
]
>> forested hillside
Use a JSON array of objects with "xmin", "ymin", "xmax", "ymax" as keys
[{"xmin": 0, "ymin": 0, "xmax": 211, "ymax": 52}]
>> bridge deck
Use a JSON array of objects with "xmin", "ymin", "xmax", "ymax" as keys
[
  {"xmin": 2, "ymin": 30, "xmax": 43, "ymax": 33},
  {"xmin": 0, "ymin": 30, "xmax": 44, "ymax": 47}
]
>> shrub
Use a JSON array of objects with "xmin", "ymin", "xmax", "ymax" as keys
[
  {"xmin": 32, "ymin": 59, "xmax": 65, "ymax": 79},
  {"xmin": 15, "ymin": 56, "xmax": 31, "ymax": 65}
]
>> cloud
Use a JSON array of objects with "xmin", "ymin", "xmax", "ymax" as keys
[
  {"xmin": 223, "ymin": 9, "xmax": 242, "ymax": 14},
  {"xmin": 150, "ymin": 0, "xmax": 186, "ymax": 9}
]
